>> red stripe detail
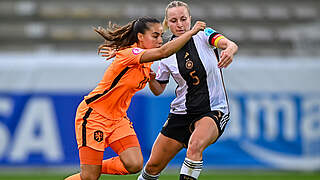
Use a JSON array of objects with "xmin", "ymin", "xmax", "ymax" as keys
[{"xmin": 211, "ymin": 34, "xmax": 222, "ymax": 45}]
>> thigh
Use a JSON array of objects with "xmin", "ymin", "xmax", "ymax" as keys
[
  {"xmin": 107, "ymin": 116, "xmax": 137, "ymax": 147},
  {"xmin": 75, "ymin": 103, "xmax": 110, "ymax": 152},
  {"xmin": 145, "ymin": 133, "xmax": 183, "ymax": 174},
  {"xmin": 110, "ymin": 135, "xmax": 142, "ymax": 170},
  {"xmin": 161, "ymin": 113, "xmax": 192, "ymax": 147},
  {"xmin": 190, "ymin": 116, "xmax": 220, "ymax": 150},
  {"xmin": 109, "ymin": 135, "xmax": 140, "ymax": 155},
  {"xmin": 79, "ymin": 146, "xmax": 104, "ymax": 165},
  {"xmin": 190, "ymin": 110, "xmax": 228, "ymax": 146}
]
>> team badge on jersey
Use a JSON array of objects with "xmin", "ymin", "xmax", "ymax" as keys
[
  {"xmin": 204, "ymin": 27, "xmax": 216, "ymax": 36},
  {"xmin": 132, "ymin": 48, "xmax": 144, "ymax": 55},
  {"xmin": 186, "ymin": 60, "xmax": 193, "ymax": 69},
  {"xmin": 94, "ymin": 130, "xmax": 103, "ymax": 142},
  {"xmin": 184, "ymin": 51, "xmax": 193, "ymax": 69}
]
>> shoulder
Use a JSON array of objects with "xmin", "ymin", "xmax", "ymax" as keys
[
  {"xmin": 117, "ymin": 47, "xmax": 145, "ymax": 57},
  {"xmin": 194, "ymin": 27, "xmax": 218, "ymax": 39},
  {"xmin": 204, "ymin": 27, "xmax": 218, "ymax": 37},
  {"xmin": 114, "ymin": 47, "xmax": 146, "ymax": 65},
  {"xmin": 131, "ymin": 47, "xmax": 145, "ymax": 55}
]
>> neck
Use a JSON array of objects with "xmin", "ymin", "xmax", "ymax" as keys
[{"xmin": 136, "ymin": 42, "xmax": 144, "ymax": 49}]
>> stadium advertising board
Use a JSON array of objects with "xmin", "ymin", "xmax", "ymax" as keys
[{"xmin": 0, "ymin": 55, "xmax": 319, "ymax": 170}]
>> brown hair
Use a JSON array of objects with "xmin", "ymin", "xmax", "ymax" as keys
[
  {"xmin": 163, "ymin": 1, "xmax": 190, "ymax": 31},
  {"xmin": 94, "ymin": 17, "xmax": 160, "ymax": 53}
]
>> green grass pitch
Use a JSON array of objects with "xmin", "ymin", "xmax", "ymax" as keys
[{"xmin": 0, "ymin": 171, "xmax": 319, "ymax": 180}]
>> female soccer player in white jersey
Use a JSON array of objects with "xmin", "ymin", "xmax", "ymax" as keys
[{"xmin": 138, "ymin": 1, "xmax": 238, "ymax": 180}]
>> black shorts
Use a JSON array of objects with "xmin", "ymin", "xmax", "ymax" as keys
[{"xmin": 160, "ymin": 110, "xmax": 229, "ymax": 147}]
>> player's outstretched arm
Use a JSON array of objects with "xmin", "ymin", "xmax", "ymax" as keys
[{"xmin": 140, "ymin": 21, "xmax": 206, "ymax": 63}]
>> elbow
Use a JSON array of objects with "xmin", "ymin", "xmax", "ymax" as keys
[
  {"xmin": 150, "ymin": 87, "xmax": 164, "ymax": 96},
  {"xmin": 149, "ymin": 80, "xmax": 166, "ymax": 96},
  {"xmin": 153, "ymin": 92, "xmax": 161, "ymax": 96},
  {"xmin": 151, "ymin": 90, "xmax": 162, "ymax": 96}
]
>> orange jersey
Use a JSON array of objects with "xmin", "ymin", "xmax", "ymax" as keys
[{"xmin": 84, "ymin": 44, "xmax": 152, "ymax": 120}]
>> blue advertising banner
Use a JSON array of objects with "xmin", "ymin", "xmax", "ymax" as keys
[
  {"xmin": 0, "ymin": 92, "xmax": 172, "ymax": 166},
  {"xmin": 0, "ymin": 55, "xmax": 319, "ymax": 170}
]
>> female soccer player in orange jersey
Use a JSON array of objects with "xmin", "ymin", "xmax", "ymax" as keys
[{"xmin": 65, "ymin": 17, "xmax": 206, "ymax": 180}]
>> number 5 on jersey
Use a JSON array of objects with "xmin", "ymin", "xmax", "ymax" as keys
[{"xmin": 189, "ymin": 70, "xmax": 200, "ymax": 85}]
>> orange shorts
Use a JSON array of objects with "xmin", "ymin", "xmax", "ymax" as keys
[{"xmin": 75, "ymin": 100, "xmax": 138, "ymax": 152}]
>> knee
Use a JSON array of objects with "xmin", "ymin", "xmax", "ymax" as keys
[
  {"xmin": 145, "ymin": 161, "xmax": 163, "ymax": 175},
  {"xmin": 187, "ymin": 139, "xmax": 204, "ymax": 158},
  {"xmin": 80, "ymin": 171, "xmax": 100, "ymax": 180},
  {"xmin": 124, "ymin": 157, "xmax": 143, "ymax": 174}
]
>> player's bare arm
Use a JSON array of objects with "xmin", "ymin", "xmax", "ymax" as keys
[{"xmin": 217, "ymin": 38, "xmax": 238, "ymax": 68}]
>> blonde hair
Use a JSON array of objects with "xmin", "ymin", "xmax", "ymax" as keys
[{"xmin": 162, "ymin": 1, "xmax": 190, "ymax": 31}]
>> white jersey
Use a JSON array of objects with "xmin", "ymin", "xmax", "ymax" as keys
[{"xmin": 156, "ymin": 28, "xmax": 230, "ymax": 115}]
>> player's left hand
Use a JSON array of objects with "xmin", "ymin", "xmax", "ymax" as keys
[{"xmin": 218, "ymin": 49, "xmax": 234, "ymax": 68}]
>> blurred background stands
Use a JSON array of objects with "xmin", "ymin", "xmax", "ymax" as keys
[{"xmin": 0, "ymin": 0, "xmax": 319, "ymax": 57}]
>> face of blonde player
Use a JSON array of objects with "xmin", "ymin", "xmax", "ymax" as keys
[
  {"xmin": 137, "ymin": 23, "xmax": 163, "ymax": 49},
  {"xmin": 166, "ymin": 6, "xmax": 191, "ymax": 37}
]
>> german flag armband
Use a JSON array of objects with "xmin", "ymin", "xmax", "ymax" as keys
[
  {"xmin": 210, "ymin": 34, "xmax": 225, "ymax": 48},
  {"xmin": 205, "ymin": 28, "xmax": 225, "ymax": 48}
]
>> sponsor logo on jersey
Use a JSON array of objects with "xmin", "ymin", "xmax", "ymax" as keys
[{"xmin": 184, "ymin": 52, "xmax": 189, "ymax": 58}]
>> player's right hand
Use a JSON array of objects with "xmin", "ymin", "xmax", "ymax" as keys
[
  {"xmin": 99, "ymin": 47, "xmax": 116, "ymax": 60},
  {"xmin": 191, "ymin": 21, "xmax": 206, "ymax": 35}
]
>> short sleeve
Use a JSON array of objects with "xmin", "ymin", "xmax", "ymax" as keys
[
  {"xmin": 116, "ymin": 47, "xmax": 146, "ymax": 65},
  {"xmin": 155, "ymin": 61, "xmax": 170, "ymax": 84}
]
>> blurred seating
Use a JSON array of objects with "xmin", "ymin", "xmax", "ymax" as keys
[
  {"xmin": 248, "ymin": 26, "xmax": 274, "ymax": 42},
  {"xmin": 48, "ymin": 25, "xmax": 77, "ymax": 40},
  {"xmin": 209, "ymin": 4, "xmax": 235, "ymax": 19},
  {"xmin": 0, "ymin": 0, "xmax": 319, "ymax": 57},
  {"xmin": 0, "ymin": 1, "xmax": 36, "ymax": 17},
  {"xmin": 14, "ymin": 1, "xmax": 37, "ymax": 16},
  {"xmin": 0, "ymin": 1, "xmax": 14, "ymax": 16},
  {"xmin": 38, "ymin": 2, "xmax": 68, "ymax": 18},
  {"xmin": 291, "ymin": 5, "xmax": 318, "ymax": 20},
  {"xmin": 0, "ymin": 24, "xmax": 26, "ymax": 38},
  {"xmin": 276, "ymin": 28, "xmax": 300, "ymax": 42},
  {"xmin": 236, "ymin": 5, "xmax": 264, "ymax": 20},
  {"xmin": 124, "ymin": 5, "xmax": 149, "ymax": 18},
  {"xmin": 93, "ymin": 4, "xmax": 124, "ymax": 18},
  {"xmin": 264, "ymin": 5, "xmax": 291, "ymax": 20},
  {"xmin": 219, "ymin": 26, "xmax": 246, "ymax": 42}
]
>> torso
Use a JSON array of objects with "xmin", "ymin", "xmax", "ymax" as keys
[
  {"xmin": 84, "ymin": 46, "xmax": 152, "ymax": 120},
  {"xmin": 156, "ymin": 31, "xmax": 229, "ymax": 115}
]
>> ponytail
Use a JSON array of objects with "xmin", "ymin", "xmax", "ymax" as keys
[
  {"xmin": 94, "ymin": 20, "xmax": 136, "ymax": 53},
  {"xmin": 94, "ymin": 17, "xmax": 160, "ymax": 54}
]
